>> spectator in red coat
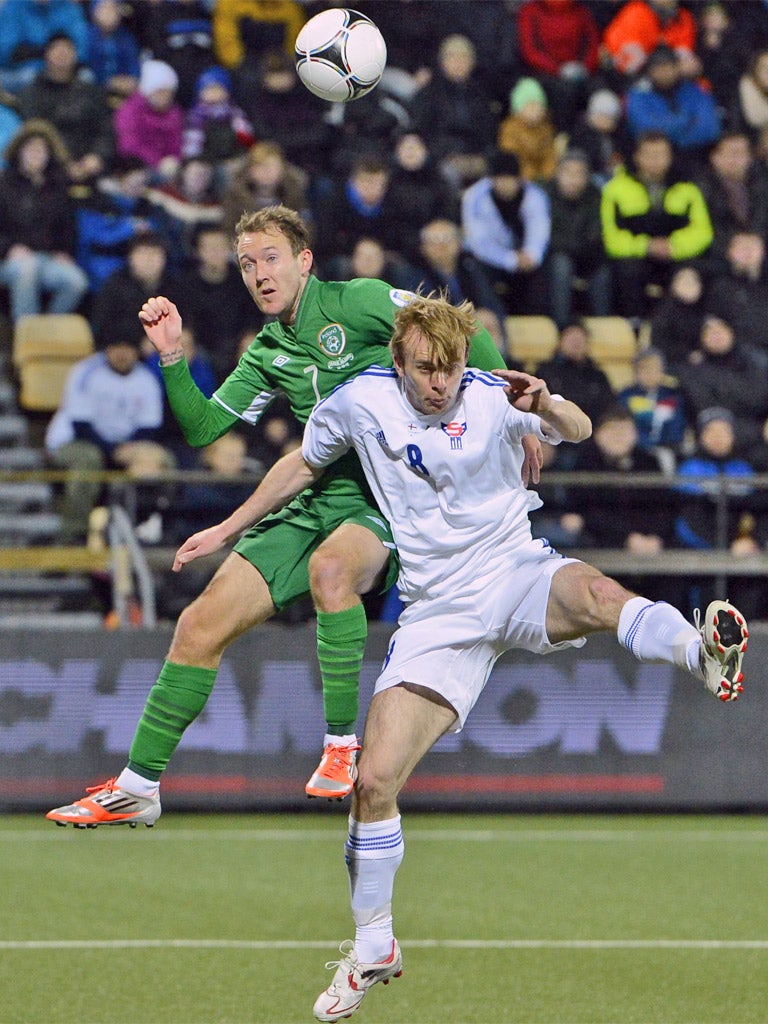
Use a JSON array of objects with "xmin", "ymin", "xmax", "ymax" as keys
[{"xmin": 517, "ymin": 0, "xmax": 600, "ymax": 131}]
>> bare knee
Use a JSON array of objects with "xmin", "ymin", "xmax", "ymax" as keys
[
  {"xmin": 169, "ymin": 598, "xmax": 222, "ymax": 665},
  {"xmin": 352, "ymin": 758, "xmax": 400, "ymax": 821},
  {"xmin": 309, "ymin": 548, "xmax": 356, "ymax": 610}
]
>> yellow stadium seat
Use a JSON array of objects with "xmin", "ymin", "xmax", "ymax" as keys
[
  {"xmin": 13, "ymin": 314, "xmax": 94, "ymax": 411},
  {"xmin": 505, "ymin": 315, "xmax": 558, "ymax": 371},
  {"xmin": 582, "ymin": 316, "xmax": 638, "ymax": 392}
]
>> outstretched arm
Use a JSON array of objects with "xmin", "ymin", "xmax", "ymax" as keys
[
  {"xmin": 492, "ymin": 368, "xmax": 592, "ymax": 442},
  {"xmin": 173, "ymin": 447, "xmax": 322, "ymax": 571}
]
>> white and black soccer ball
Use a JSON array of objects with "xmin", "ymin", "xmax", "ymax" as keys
[{"xmin": 294, "ymin": 8, "xmax": 387, "ymax": 103}]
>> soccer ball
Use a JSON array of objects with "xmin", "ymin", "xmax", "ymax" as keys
[{"xmin": 294, "ymin": 8, "xmax": 387, "ymax": 102}]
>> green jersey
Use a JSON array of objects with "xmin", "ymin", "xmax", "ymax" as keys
[
  {"xmin": 161, "ymin": 276, "xmax": 505, "ymax": 607},
  {"xmin": 162, "ymin": 276, "xmax": 504, "ymax": 445}
]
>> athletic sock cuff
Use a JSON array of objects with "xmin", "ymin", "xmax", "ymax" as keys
[
  {"xmin": 163, "ymin": 660, "xmax": 218, "ymax": 695},
  {"xmin": 346, "ymin": 815, "xmax": 404, "ymax": 859},
  {"xmin": 316, "ymin": 604, "xmax": 368, "ymax": 646}
]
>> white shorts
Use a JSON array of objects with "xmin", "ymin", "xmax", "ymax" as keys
[{"xmin": 375, "ymin": 539, "xmax": 586, "ymax": 731}]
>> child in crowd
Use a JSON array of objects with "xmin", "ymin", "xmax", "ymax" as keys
[
  {"xmin": 182, "ymin": 66, "xmax": 254, "ymax": 176},
  {"xmin": 114, "ymin": 59, "xmax": 183, "ymax": 180},
  {"xmin": 618, "ymin": 347, "xmax": 686, "ymax": 459},
  {"xmin": 568, "ymin": 89, "xmax": 628, "ymax": 185},
  {"xmin": 497, "ymin": 76, "xmax": 558, "ymax": 182}
]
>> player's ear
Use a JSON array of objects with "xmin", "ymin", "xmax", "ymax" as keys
[{"xmin": 300, "ymin": 248, "xmax": 313, "ymax": 274}]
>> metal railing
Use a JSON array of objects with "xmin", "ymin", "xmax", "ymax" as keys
[{"xmin": 1, "ymin": 468, "xmax": 767, "ymax": 622}]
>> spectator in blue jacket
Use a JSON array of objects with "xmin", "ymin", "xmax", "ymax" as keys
[
  {"xmin": 0, "ymin": 0, "xmax": 88, "ymax": 94},
  {"xmin": 460, "ymin": 149, "xmax": 550, "ymax": 314},
  {"xmin": 626, "ymin": 44, "xmax": 721, "ymax": 171},
  {"xmin": 675, "ymin": 406, "xmax": 768, "ymax": 618},
  {"xmin": 76, "ymin": 155, "xmax": 171, "ymax": 292},
  {"xmin": 86, "ymin": 0, "xmax": 141, "ymax": 104}
]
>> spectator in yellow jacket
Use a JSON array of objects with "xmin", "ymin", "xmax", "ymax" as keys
[{"xmin": 600, "ymin": 131, "xmax": 713, "ymax": 319}]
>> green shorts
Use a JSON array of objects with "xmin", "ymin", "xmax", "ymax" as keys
[{"xmin": 233, "ymin": 470, "xmax": 398, "ymax": 612}]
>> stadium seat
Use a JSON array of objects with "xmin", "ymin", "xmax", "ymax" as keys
[
  {"xmin": 12, "ymin": 314, "xmax": 94, "ymax": 411},
  {"xmin": 505, "ymin": 315, "xmax": 558, "ymax": 370},
  {"xmin": 582, "ymin": 316, "xmax": 638, "ymax": 392}
]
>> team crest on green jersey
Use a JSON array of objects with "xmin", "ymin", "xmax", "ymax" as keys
[{"xmin": 318, "ymin": 323, "xmax": 346, "ymax": 357}]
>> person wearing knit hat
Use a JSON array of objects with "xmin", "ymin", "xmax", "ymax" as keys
[
  {"xmin": 139, "ymin": 59, "xmax": 179, "ymax": 100},
  {"xmin": 587, "ymin": 89, "xmax": 621, "ymax": 123},
  {"xmin": 195, "ymin": 66, "xmax": 232, "ymax": 102},
  {"xmin": 115, "ymin": 58, "xmax": 183, "ymax": 175},
  {"xmin": 569, "ymin": 89, "xmax": 629, "ymax": 185},
  {"xmin": 676, "ymin": 400, "xmax": 766, "ymax": 619},
  {"xmin": 510, "ymin": 76, "xmax": 548, "ymax": 115},
  {"xmin": 497, "ymin": 76, "xmax": 557, "ymax": 182},
  {"xmin": 182, "ymin": 64, "xmax": 255, "ymax": 163},
  {"xmin": 512, "ymin": 75, "xmax": 548, "ymax": 114},
  {"xmin": 697, "ymin": 405, "xmax": 735, "ymax": 431}
]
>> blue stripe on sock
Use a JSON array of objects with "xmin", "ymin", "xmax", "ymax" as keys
[
  {"xmin": 623, "ymin": 601, "xmax": 662, "ymax": 657},
  {"xmin": 346, "ymin": 828, "xmax": 403, "ymax": 852}
]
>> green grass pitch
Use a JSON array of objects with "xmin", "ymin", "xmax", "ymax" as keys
[{"xmin": 2, "ymin": 812, "xmax": 768, "ymax": 1024}]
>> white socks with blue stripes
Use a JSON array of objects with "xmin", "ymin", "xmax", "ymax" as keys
[
  {"xmin": 345, "ymin": 814, "xmax": 404, "ymax": 963},
  {"xmin": 618, "ymin": 597, "xmax": 702, "ymax": 677}
]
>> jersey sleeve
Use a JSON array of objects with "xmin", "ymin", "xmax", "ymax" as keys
[
  {"xmin": 468, "ymin": 324, "xmax": 505, "ymax": 371},
  {"xmin": 161, "ymin": 360, "xmax": 239, "ymax": 447},
  {"xmin": 210, "ymin": 344, "xmax": 280, "ymax": 427},
  {"xmin": 503, "ymin": 403, "xmax": 564, "ymax": 445},
  {"xmin": 302, "ymin": 385, "xmax": 355, "ymax": 469}
]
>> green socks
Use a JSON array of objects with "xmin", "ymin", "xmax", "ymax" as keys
[
  {"xmin": 127, "ymin": 660, "xmax": 217, "ymax": 780},
  {"xmin": 316, "ymin": 604, "xmax": 368, "ymax": 734},
  {"xmin": 127, "ymin": 608, "xmax": 367, "ymax": 782}
]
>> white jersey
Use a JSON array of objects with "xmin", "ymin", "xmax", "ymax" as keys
[{"xmin": 302, "ymin": 366, "xmax": 564, "ymax": 604}]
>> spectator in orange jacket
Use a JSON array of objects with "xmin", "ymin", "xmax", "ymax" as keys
[{"xmin": 603, "ymin": 0, "xmax": 697, "ymax": 78}]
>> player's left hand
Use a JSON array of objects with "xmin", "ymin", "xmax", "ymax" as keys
[
  {"xmin": 172, "ymin": 524, "xmax": 229, "ymax": 571},
  {"xmin": 492, "ymin": 368, "xmax": 550, "ymax": 414},
  {"xmin": 520, "ymin": 434, "xmax": 543, "ymax": 486}
]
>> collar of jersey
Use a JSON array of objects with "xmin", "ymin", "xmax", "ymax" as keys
[{"xmin": 292, "ymin": 273, "xmax": 319, "ymax": 333}]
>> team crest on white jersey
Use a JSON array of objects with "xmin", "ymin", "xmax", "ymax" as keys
[
  {"xmin": 388, "ymin": 288, "xmax": 416, "ymax": 307},
  {"xmin": 441, "ymin": 420, "xmax": 467, "ymax": 450},
  {"xmin": 318, "ymin": 323, "xmax": 346, "ymax": 356}
]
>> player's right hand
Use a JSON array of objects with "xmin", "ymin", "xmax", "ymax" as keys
[
  {"xmin": 172, "ymin": 525, "xmax": 228, "ymax": 571},
  {"xmin": 138, "ymin": 295, "xmax": 183, "ymax": 353}
]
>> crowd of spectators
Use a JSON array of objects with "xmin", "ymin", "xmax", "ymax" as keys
[{"xmin": 2, "ymin": 0, "xmax": 768, "ymax": 617}]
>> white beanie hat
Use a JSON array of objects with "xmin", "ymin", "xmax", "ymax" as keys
[
  {"xmin": 139, "ymin": 59, "xmax": 178, "ymax": 96},
  {"xmin": 587, "ymin": 89, "xmax": 620, "ymax": 120}
]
